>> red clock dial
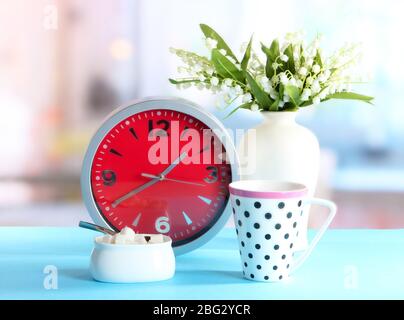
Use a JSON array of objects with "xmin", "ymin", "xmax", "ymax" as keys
[{"xmin": 90, "ymin": 109, "xmax": 232, "ymax": 246}]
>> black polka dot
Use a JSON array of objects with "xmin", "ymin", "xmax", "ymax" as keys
[
  {"xmin": 265, "ymin": 212, "xmax": 272, "ymax": 219},
  {"xmin": 242, "ymin": 270, "xmax": 245, "ymax": 275},
  {"xmin": 244, "ymin": 211, "xmax": 250, "ymax": 218},
  {"xmin": 265, "ymin": 255, "xmax": 270, "ymax": 260},
  {"xmin": 254, "ymin": 201, "xmax": 261, "ymax": 209},
  {"xmin": 254, "ymin": 223, "xmax": 260, "ymax": 229},
  {"xmin": 236, "ymin": 229, "xmax": 239, "ymax": 235},
  {"xmin": 278, "ymin": 202, "xmax": 285, "ymax": 209},
  {"xmin": 232, "ymin": 207, "xmax": 235, "ymax": 214},
  {"xmin": 246, "ymin": 232, "xmax": 251, "ymax": 238},
  {"xmin": 279, "ymin": 275, "xmax": 283, "ymax": 280},
  {"xmin": 244, "ymin": 262, "xmax": 248, "ymax": 267},
  {"xmin": 274, "ymin": 245, "xmax": 279, "ymax": 250},
  {"xmin": 287, "ymin": 212, "xmax": 292, "ymax": 219},
  {"xmin": 287, "ymin": 264, "xmax": 290, "ymax": 269},
  {"xmin": 298, "ymin": 200, "xmax": 302, "ymax": 207},
  {"xmin": 250, "ymin": 274, "xmax": 254, "ymax": 279},
  {"xmin": 300, "ymin": 211, "xmax": 303, "ymax": 216},
  {"xmin": 239, "ymin": 250, "xmax": 242, "ymax": 255},
  {"xmin": 275, "ymin": 223, "xmax": 281, "ymax": 230},
  {"xmin": 296, "ymin": 231, "xmax": 299, "ymax": 237},
  {"xmin": 284, "ymin": 233, "xmax": 289, "ymax": 239},
  {"xmin": 273, "ymin": 265, "xmax": 278, "ymax": 270},
  {"xmin": 256, "ymin": 265, "xmax": 261, "ymax": 270},
  {"xmin": 265, "ymin": 234, "xmax": 271, "ymax": 240},
  {"xmin": 248, "ymin": 253, "xmax": 253, "ymax": 258},
  {"xmin": 255, "ymin": 244, "xmax": 261, "ymax": 249},
  {"xmin": 241, "ymin": 241, "xmax": 245, "ymax": 247},
  {"xmin": 236, "ymin": 199, "xmax": 240, "ymax": 206},
  {"xmin": 293, "ymin": 222, "xmax": 297, "ymax": 228},
  {"xmin": 264, "ymin": 276, "xmax": 269, "ymax": 280},
  {"xmin": 282, "ymin": 254, "xmax": 286, "ymax": 260},
  {"xmin": 290, "ymin": 243, "xmax": 294, "ymax": 249},
  {"xmin": 238, "ymin": 220, "xmax": 242, "ymax": 227}
]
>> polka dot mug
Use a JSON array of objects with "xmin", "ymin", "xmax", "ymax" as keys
[{"xmin": 229, "ymin": 180, "xmax": 336, "ymax": 282}]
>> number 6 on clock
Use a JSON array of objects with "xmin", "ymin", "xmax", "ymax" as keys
[{"xmin": 155, "ymin": 216, "xmax": 170, "ymax": 233}]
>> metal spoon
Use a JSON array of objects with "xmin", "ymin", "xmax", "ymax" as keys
[{"xmin": 79, "ymin": 221, "xmax": 116, "ymax": 236}]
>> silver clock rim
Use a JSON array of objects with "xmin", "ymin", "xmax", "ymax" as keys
[{"xmin": 80, "ymin": 96, "xmax": 240, "ymax": 255}]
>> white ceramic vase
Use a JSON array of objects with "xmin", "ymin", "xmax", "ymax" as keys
[{"xmin": 238, "ymin": 112, "xmax": 320, "ymax": 251}]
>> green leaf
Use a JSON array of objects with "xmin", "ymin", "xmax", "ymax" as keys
[
  {"xmin": 314, "ymin": 49, "xmax": 323, "ymax": 68},
  {"xmin": 269, "ymin": 98, "xmax": 279, "ymax": 111},
  {"xmin": 169, "ymin": 78, "xmax": 200, "ymax": 85},
  {"xmin": 241, "ymin": 35, "xmax": 253, "ymax": 70},
  {"xmin": 327, "ymin": 92, "xmax": 374, "ymax": 104},
  {"xmin": 261, "ymin": 39, "xmax": 280, "ymax": 78},
  {"xmin": 244, "ymin": 71, "xmax": 272, "ymax": 109},
  {"xmin": 200, "ymin": 24, "xmax": 238, "ymax": 62},
  {"xmin": 284, "ymin": 85, "xmax": 301, "ymax": 107},
  {"xmin": 283, "ymin": 44, "xmax": 295, "ymax": 73},
  {"xmin": 211, "ymin": 49, "xmax": 244, "ymax": 82},
  {"xmin": 224, "ymin": 102, "xmax": 253, "ymax": 119}
]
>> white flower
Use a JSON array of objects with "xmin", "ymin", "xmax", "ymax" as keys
[
  {"xmin": 280, "ymin": 73, "xmax": 289, "ymax": 85},
  {"xmin": 223, "ymin": 79, "xmax": 232, "ymax": 86},
  {"xmin": 205, "ymin": 38, "xmax": 218, "ymax": 50},
  {"xmin": 251, "ymin": 103, "xmax": 259, "ymax": 112},
  {"xmin": 306, "ymin": 76, "xmax": 314, "ymax": 85},
  {"xmin": 234, "ymin": 85, "xmax": 243, "ymax": 95},
  {"xmin": 272, "ymin": 62, "xmax": 280, "ymax": 70},
  {"xmin": 269, "ymin": 88, "xmax": 278, "ymax": 100},
  {"xmin": 319, "ymin": 90, "xmax": 328, "ymax": 100},
  {"xmin": 280, "ymin": 54, "xmax": 289, "ymax": 62},
  {"xmin": 283, "ymin": 94, "xmax": 290, "ymax": 102},
  {"xmin": 289, "ymin": 78, "xmax": 297, "ymax": 87},
  {"xmin": 312, "ymin": 64, "xmax": 321, "ymax": 74},
  {"xmin": 312, "ymin": 96, "xmax": 321, "ymax": 105},
  {"xmin": 296, "ymin": 79, "xmax": 304, "ymax": 88},
  {"xmin": 210, "ymin": 77, "xmax": 219, "ymax": 86},
  {"xmin": 305, "ymin": 58, "xmax": 313, "ymax": 67},
  {"xmin": 219, "ymin": 49, "xmax": 227, "ymax": 55},
  {"xmin": 278, "ymin": 101, "xmax": 285, "ymax": 108},
  {"xmin": 311, "ymin": 80, "xmax": 321, "ymax": 93},
  {"xmin": 299, "ymin": 67, "xmax": 308, "ymax": 76},
  {"xmin": 242, "ymin": 93, "xmax": 252, "ymax": 103},
  {"xmin": 206, "ymin": 68, "xmax": 214, "ymax": 76},
  {"xmin": 302, "ymin": 88, "xmax": 312, "ymax": 97},
  {"xmin": 198, "ymin": 75, "xmax": 206, "ymax": 82}
]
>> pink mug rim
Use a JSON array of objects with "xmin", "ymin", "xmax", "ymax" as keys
[{"xmin": 229, "ymin": 180, "xmax": 308, "ymax": 199}]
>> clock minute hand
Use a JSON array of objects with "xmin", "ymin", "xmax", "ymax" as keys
[
  {"xmin": 141, "ymin": 173, "xmax": 206, "ymax": 187},
  {"xmin": 111, "ymin": 178, "xmax": 159, "ymax": 208},
  {"xmin": 160, "ymin": 151, "xmax": 188, "ymax": 176},
  {"xmin": 111, "ymin": 152, "xmax": 188, "ymax": 208}
]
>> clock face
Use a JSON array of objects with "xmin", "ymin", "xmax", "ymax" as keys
[{"xmin": 89, "ymin": 108, "xmax": 232, "ymax": 247}]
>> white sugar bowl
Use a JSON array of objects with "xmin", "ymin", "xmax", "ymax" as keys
[{"xmin": 90, "ymin": 235, "xmax": 175, "ymax": 283}]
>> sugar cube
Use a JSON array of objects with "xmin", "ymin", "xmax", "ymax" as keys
[{"xmin": 149, "ymin": 234, "xmax": 164, "ymax": 244}]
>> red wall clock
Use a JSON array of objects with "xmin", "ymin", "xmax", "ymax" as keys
[{"xmin": 81, "ymin": 97, "xmax": 240, "ymax": 254}]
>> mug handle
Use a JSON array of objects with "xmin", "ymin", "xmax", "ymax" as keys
[{"xmin": 290, "ymin": 198, "xmax": 337, "ymax": 274}]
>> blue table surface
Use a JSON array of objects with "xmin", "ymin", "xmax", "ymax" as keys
[{"xmin": 0, "ymin": 227, "xmax": 403, "ymax": 300}]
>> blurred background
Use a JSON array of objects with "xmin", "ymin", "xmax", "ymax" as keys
[{"xmin": 0, "ymin": 0, "xmax": 403, "ymax": 228}]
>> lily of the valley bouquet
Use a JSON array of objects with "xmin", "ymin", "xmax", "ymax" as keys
[{"xmin": 169, "ymin": 24, "xmax": 373, "ymax": 116}]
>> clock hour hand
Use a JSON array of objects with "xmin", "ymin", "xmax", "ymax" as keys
[{"xmin": 141, "ymin": 173, "xmax": 206, "ymax": 187}]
